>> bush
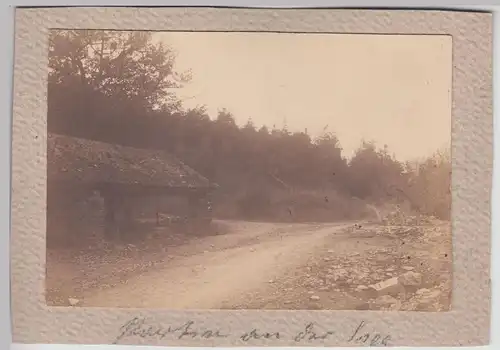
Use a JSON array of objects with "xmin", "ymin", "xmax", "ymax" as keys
[{"xmin": 229, "ymin": 188, "xmax": 371, "ymax": 223}]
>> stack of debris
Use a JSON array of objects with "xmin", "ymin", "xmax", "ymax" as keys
[
  {"xmin": 355, "ymin": 270, "xmax": 449, "ymax": 311},
  {"xmin": 380, "ymin": 206, "xmax": 438, "ymax": 226},
  {"xmin": 381, "ymin": 208, "xmax": 406, "ymax": 226},
  {"xmin": 400, "ymin": 286, "xmax": 447, "ymax": 311}
]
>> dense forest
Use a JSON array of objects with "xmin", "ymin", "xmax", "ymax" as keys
[{"xmin": 47, "ymin": 30, "xmax": 451, "ymax": 222}]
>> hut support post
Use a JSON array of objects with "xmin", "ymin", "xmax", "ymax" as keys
[
  {"xmin": 187, "ymin": 191, "xmax": 211, "ymax": 224},
  {"xmin": 103, "ymin": 190, "xmax": 117, "ymax": 240},
  {"xmin": 187, "ymin": 193, "xmax": 204, "ymax": 220},
  {"xmin": 121, "ymin": 198, "xmax": 134, "ymax": 234},
  {"xmin": 102, "ymin": 186, "xmax": 134, "ymax": 240},
  {"xmin": 155, "ymin": 196, "xmax": 160, "ymax": 226},
  {"xmin": 102, "ymin": 184, "xmax": 139, "ymax": 240}
]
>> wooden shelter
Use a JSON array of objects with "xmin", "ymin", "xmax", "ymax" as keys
[{"xmin": 47, "ymin": 133, "xmax": 216, "ymax": 240}]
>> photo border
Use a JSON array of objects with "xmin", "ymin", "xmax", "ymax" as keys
[{"xmin": 10, "ymin": 7, "xmax": 492, "ymax": 347}]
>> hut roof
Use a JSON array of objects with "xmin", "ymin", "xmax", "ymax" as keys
[{"xmin": 47, "ymin": 133, "xmax": 212, "ymax": 189}]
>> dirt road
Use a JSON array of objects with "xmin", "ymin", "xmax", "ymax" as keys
[{"xmin": 80, "ymin": 221, "xmax": 359, "ymax": 309}]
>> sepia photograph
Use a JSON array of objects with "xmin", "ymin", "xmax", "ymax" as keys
[
  {"xmin": 10, "ymin": 7, "xmax": 492, "ymax": 347},
  {"xmin": 44, "ymin": 30, "xmax": 453, "ymax": 311}
]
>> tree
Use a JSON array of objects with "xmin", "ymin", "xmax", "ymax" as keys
[
  {"xmin": 47, "ymin": 29, "xmax": 191, "ymax": 145},
  {"xmin": 404, "ymin": 148, "xmax": 451, "ymax": 219},
  {"xmin": 313, "ymin": 131, "xmax": 346, "ymax": 184},
  {"xmin": 347, "ymin": 140, "xmax": 406, "ymax": 201},
  {"xmin": 49, "ymin": 30, "xmax": 190, "ymax": 110}
]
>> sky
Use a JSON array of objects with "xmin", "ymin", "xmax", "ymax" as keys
[{"xmin": 153, "ymin": 32, "xmax": 452, "ymax": 161}]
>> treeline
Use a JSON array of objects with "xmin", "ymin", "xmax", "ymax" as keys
[{"xmin": 47, "ymin": 30, "xmax": 451, "ymax": 221}]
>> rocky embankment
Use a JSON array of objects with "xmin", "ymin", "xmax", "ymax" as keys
[{"xmin": 233, "ymin": 212, "xmax": 452, "ymax": 311}]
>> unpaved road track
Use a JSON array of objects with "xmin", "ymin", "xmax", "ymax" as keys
[{"xmin": 82, "ymin": 221, "xmax": 360, "ymax": 309}]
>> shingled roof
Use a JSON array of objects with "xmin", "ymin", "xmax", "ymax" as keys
[{"xmin": 47, "ymin": 133, "xmax": 212, "ymax": 189}]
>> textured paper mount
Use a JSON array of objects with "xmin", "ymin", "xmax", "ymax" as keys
[{"xmin": 11, "ymin": 7, "xmax": 492, "ymax": 347}]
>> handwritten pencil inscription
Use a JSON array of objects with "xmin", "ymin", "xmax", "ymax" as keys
[
  {"xmin": 293, "ymin": 323, "xmax": 335, "ymax": 342},
  {"xmin": 113, "ymin": 317, "xmax": 229, "ymax": 344},
  {"xmin": 113, "ymin": 317, "xmax": 392, "ymax": 346}
]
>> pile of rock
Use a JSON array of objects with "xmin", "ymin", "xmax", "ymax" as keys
[
  {"xmin": 358, "ymin": 270, "xmax": 449, "ymax": 311},
  {"xmin": 381, "ymin": 208, "xmax": 437, "ymax": 227},
  {"xmin": 400, "ymin": 285, "xmax": 446, "ymax": 311},
  {"xmin": 381, "ymin": 209, "xmax": 406, "ymax": 226},
  {"xmin": 420, "ymin": 224, "xmax": 451, "ymax": 242},
  {"xmin": 378, "ymin": 225, "xmax": 419, "ymax": 239},
  {"xmin": 368, "ymin": 270, "xmax": 421, "ymax": 294}
]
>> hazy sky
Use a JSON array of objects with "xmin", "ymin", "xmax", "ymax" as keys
[{"xmin": 153, "ymin": 32, "xmax": 452, "ymax": 161}]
